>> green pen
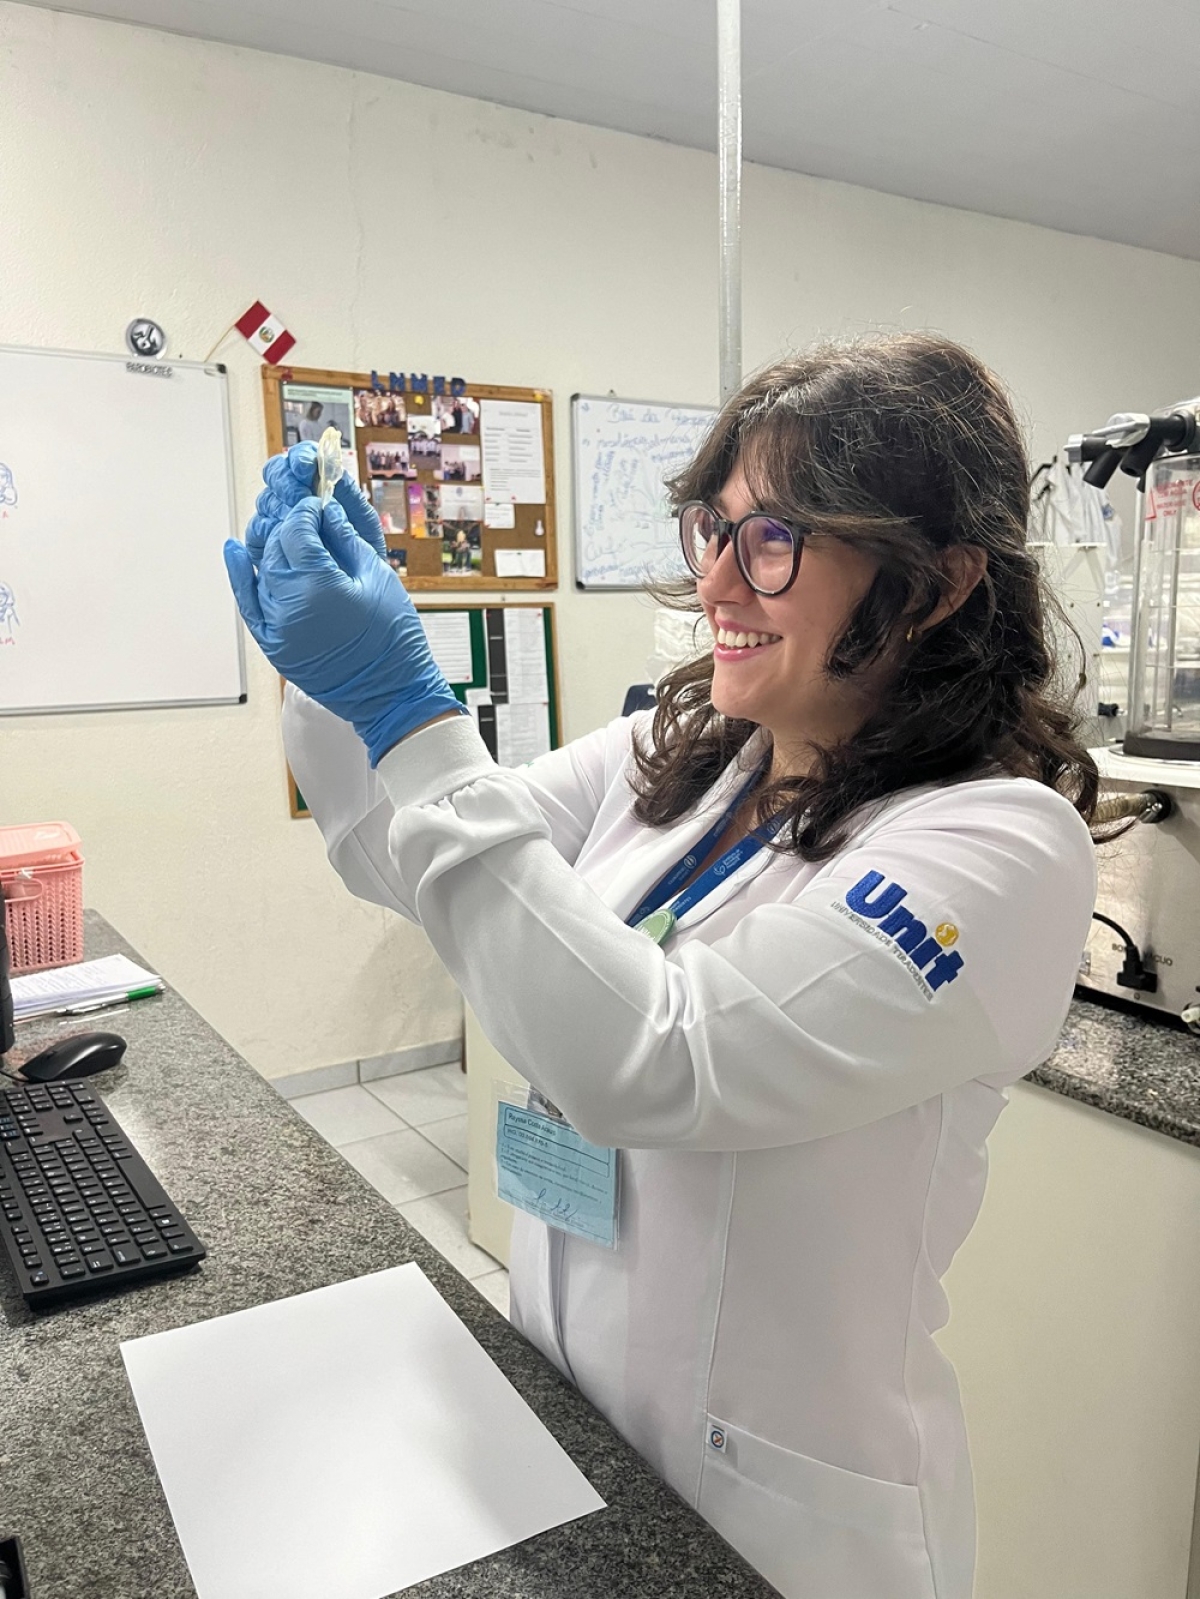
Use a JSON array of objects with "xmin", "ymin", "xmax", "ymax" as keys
[{"xmin": 57, "ymin": 985, "xmax": 163, "ymax": 1017}]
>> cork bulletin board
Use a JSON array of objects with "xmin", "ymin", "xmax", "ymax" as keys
[{"xmin": 261, "ymin": 365, "xmax": 557, "ymax": 592}]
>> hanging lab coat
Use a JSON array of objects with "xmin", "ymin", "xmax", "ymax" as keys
[
  {"xmin": 1031, "ymin": 457, "xmax": 1122, "ymax": 565},
  {"xmin": 282, "ymin": 687, "xmax": 1096, "ymax": 1599}
]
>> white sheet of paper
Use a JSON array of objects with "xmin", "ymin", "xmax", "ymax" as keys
[
  {"xmin": 496, "ymin": 701, "xmax": 552, "ymax": 765},
  {"xmin": 484, "ymin": 500, "xmax": 516, "ymax": 529},
  {"xmin": 504, "ymin": 608, "xmax": 550, "ymax": 701},
  {"xmin": 481, "ymin": 400, "xmax": 546, "ymax": 504},
  {"xmin": 421, "ymin": 609, "xmax": 474, "ymax": 683},
  {"xmin": 464, "ymin": 687, "xmax": 492, "ymax": 707},
  {"xmin": 121, "ymin": 1265, "xmax": 604, "ymax": 1599},
  {"xmin": 494, "ymin": 549, "xmax": 546, "ymax": 579}
]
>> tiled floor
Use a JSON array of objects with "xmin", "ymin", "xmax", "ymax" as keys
[{"xmin": 290, "ymin": 1063, "xmax": 510, "ymax": 1317}]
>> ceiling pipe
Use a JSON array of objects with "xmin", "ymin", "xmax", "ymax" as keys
[{"xmin": 717, "ymin": 0, "xmax": 743, "ymax": 404}]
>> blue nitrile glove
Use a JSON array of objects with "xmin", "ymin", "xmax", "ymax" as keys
[
  {"xmin": 224, "ymin": 496, "xmax": 464, "ymax": 765},
  {"xmin": 245, "ymin": 443, "xmax": 387, "ymax": 563}
]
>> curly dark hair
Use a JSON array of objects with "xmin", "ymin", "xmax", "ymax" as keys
[{"xmin": 630, "ymin": 332, "xmax": 1099, "ymax": 860}]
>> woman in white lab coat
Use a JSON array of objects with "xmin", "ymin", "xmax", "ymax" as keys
[{"xmin": 227, "ymin": 333, "xmax": 1098, "ymax": 1599}]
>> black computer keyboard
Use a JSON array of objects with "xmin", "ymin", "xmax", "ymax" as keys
[{"xmin": 0, "ymin": 1079, "xmax": 205, "ymax": 1309}]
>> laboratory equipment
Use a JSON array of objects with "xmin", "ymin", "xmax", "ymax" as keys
[
  {"xmin": 1125, "ymin": 451, "xmax": 1200, "ymax": 760},
  {"xmin": 314, "ymin": 423, "xmax": 343, "ymax": 504},
  {"xmin": 1069, "ymin": 398, "xmax": 1200, "ymax": 1026}
]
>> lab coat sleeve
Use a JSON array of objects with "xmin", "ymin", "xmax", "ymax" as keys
[
  {"xmin": 280, "ymin": 682, "xmax": 638, "ymax": 917},
  {"xmin": 281, "ymin": 683, "xmax": 409, "ymax": 914},
  {"xmin": 374, "ymin": 716, "xmax": 1098, "ymax": 1151}
]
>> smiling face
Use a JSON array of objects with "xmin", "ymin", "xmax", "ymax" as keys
[{"xmin": 696, "ymin": 464, "xmax": 884, "ymax": 778}]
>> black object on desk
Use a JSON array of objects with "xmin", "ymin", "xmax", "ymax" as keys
[
  {"xmin": 20, "ymin": 1029, "xmax": 127, "ymax": 1082},
  {"xmin": 0, "ymin": 1079, "xmax": 205, "ymax": 1309},
  {"xmin": 0, "ymin": 884, "xmax": 15, "ymax": 1058},
  {"xmin": 0, "ymin": 1533, "xmax": 30, "ymax": 1599}
]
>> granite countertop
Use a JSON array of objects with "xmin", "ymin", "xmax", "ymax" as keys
[
  {"xmin": 1030, "ymin": 994, "xmax": 1200, "ymax": 1148},
  {"xmin": 0, "ymin": 912, "xmax": 776, "ymax": 1599}
]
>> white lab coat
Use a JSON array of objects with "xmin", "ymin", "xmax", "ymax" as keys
[
  {"xmin": 282, "ymin": 689, "xmax": 1097, "ymax": 1599},
  {"xmin": 1030, "ymin": 457, "xmax": 1122, "ymax": 563}
]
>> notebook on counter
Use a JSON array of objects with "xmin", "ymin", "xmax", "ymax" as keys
[{"xmin": 10, "ymin": 953, "xmax": 164, "ymax": 1020}]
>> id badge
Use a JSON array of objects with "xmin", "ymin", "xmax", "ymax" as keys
[{"xmin": 494, "ymin": 1086, "xmax": 620, "ymax": 1249}]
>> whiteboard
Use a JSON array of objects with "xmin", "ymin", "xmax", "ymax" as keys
[
  {"xmin": 0, "ymin": 345, "xmax": 245, "ymax": 714},
  {"xmin": 572, "ymin": 394, "xmax": 717, "ymax": 589}
]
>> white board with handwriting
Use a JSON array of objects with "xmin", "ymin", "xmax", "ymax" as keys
[
  {"xmin": 0, "ymin": 345, "xmax": 244, "ymax": 714},
  {"xmin": 571, "ymin": 395, "xmax": 716, "ymax": 590}
]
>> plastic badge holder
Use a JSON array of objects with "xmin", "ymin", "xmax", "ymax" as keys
[
  {"xmin": 0, "ymin": 822, "xmax": 84, "ymax": 974},
  {"xmin": 315, "ymin": 425, "xmax": 343, "ymax": 505},
  {"xmin": 493, "ymin": 1083, "xmax": 620, "ymax": 1249}
]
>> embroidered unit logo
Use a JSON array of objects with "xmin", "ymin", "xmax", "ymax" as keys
[{"xmin": 835, "ymin": 870, "xmax": 965, "ymax": 996}]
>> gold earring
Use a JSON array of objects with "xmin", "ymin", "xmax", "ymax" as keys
[{"xmin": 906, "ymin": 624, "xmax": 916, "ymax": 644}]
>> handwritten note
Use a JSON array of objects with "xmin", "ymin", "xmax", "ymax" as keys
[{"xmin": 572, "ymin": 396, "xmax": 716, "ymax": 589}]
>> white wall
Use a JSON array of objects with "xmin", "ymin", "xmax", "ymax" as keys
[{"xmin": 2, "ymin": 1, "xmax": 1198, "ymax": 1078}]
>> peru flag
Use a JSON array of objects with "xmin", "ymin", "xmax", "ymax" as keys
[{"xmin": 235, "ymin": 301, "xmax": 296, "ymax": 364}]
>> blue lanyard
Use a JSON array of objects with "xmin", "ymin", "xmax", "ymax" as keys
[{"xmin": 628, "ymin": 766, "xmax": 780, "ymax": 945}]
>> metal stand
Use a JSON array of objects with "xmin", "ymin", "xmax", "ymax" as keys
[{"xmin": 717, "ymin": 0, "xmax": 742, "ymax": 403}]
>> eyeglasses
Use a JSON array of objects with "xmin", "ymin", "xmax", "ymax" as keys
[{"xmin": 678, "ymin": 501, "xmax": 807, "ymax": 596}]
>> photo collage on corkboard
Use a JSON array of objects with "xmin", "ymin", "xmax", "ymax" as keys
[{"xmin": 272, "ymin": 370, "xmax": 555, "ymax": 590}]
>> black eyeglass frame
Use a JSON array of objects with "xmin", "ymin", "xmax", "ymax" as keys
[{"xmin": 677, "ymin": 500, "xmax": 807, "ymax": 596}]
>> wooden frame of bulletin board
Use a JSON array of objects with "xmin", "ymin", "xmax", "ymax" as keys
[
  {"xmin": 261, "ymin": 365, "xmax": 557, "ymax": 591},
  {"xmin": 287, "ymin": 602, "xmax": 562, "ymax": 818}
]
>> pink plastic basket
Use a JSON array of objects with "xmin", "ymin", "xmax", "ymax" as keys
[{"xmin": 0, "ymin": 823, "xmax": 85, "ymax": 974}]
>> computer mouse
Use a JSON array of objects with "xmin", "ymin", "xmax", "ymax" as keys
[{"xmin": 20, "ymin": 1031, "xmax": 127, "ymax": 1083}]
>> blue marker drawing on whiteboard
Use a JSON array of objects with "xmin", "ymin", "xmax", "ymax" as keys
[
  {"xmin": 0, "ymin": 583, "xmax": 19, "ymax": 643},
  {"xmin": 575, "ymin": 400, "xmax": 714, "ymax": 587},
  {"xmin": 0, "ymin": 463, "xmax": 17, "ymax": 510}
]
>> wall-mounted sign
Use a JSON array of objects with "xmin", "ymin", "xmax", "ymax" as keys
[
  {"xmin": 368, "ymin": 371, "xmax": 467, "ymax": 397},
  {"xmin": 125, "ymin": 318, "xmax": 166, "ymax": 358}
]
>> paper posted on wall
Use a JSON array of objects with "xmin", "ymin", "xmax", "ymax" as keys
[
  {"xmin": 496, "ymin": 702, "xmax": 551, "ymax": 765},
  {"xmin": 504, "ymin": 607, "xmax": 549, "ymax": 701},
  {"xmin": 484, "ymin": 501, "xmax": 516, "ymax": 530},
  {"xmin": 422, "ymin": 611, "xmax": 474, "ymax": 683},
  {"xmin": 494, "ymin": 549, "xmax": 545, "ymax": 579},
  {"xmin": 481, "ymin": 400, "xmax": 546, "ymax": 505}
]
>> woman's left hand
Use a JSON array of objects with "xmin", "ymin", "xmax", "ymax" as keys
[
  {"xmin": 224, "ymin": 497, "xmax": 463, "ymax": 765},
  {"xmin": 246, "ymin": 443, "xmax": 389, "ymax": 563}
]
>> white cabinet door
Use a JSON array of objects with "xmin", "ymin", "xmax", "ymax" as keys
[{"xmin": 939, "ymin": 1080, "xmax": 1200, "ymax": 1599}]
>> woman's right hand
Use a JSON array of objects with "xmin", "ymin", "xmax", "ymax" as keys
[
  {"xmin": 245, "ymin": 442, "xmax": 388, "ymax": 563},
  {"xmin": 225, "ymin": 496, "xmax": 463, "ymax": 765}
]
